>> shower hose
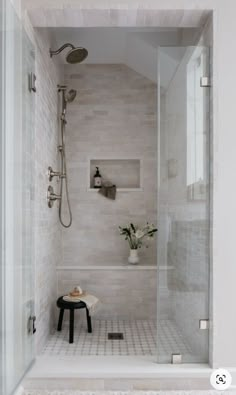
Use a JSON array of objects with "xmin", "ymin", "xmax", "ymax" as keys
[{"xmin": 58, "ymin": 117, "xmax": 72, "ymax": 228}]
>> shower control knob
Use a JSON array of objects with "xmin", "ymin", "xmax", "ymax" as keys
[
  {"xmin": 47, "ymin": 185, "xmax": 61, "ymax": 208},
  {"xmin": 48, "ymin": 166, "xmax": 63, "ymax": 182}
]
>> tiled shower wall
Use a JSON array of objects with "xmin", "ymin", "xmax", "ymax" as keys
[
  {"xmin": 62, "ymin": 64, "xmax": 157, "ymax": 267},
  {"xmin": 57, "ymin": 268, "xmax": 157, "ymax": 321},
  {"xmin": 58, "ymin": 64, "xmax": 158, "ymax": 320},
  {"xmin": 24, "ymin": 19, "xmax": 63, "ymax": 352},
  {"xmin": 34, "ymin": 29, "xmax": 63, "ymax": 352}
]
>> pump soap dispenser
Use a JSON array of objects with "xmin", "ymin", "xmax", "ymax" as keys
[{"xmin": 94, "ymin": 166, "xmax": 102, "ymax": 188}]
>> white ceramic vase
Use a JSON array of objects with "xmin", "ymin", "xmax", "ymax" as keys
[{"xmin": 128, "ymin": 249, "xmax": 139, "ymax": 264}]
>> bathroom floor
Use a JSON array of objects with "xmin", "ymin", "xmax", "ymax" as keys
[{"xmin": 42, "ymin": 319, "xmax": 192, "ymax": 356}]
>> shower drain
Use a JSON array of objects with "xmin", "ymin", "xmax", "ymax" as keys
[{"xmin": 108, "ymin": 333, "xmax": 124, "ymax": 340}]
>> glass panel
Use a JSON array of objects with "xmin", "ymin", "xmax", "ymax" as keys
[
  {"xmin": 157, "ymin": 46, "xmax": 210, "ymax": 363},
  {"xmin": 21, "ymin": 26, "xmax": 35, "ymax": 374},
  {"xmin": 1, "ymin": 1, "xmax": 35, "ymax": 394},
  {"xmin": 0, "ymin": 1, "xmax": 4, "ymax": 393}
]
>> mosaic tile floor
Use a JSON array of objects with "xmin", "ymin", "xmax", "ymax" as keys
[{"xmin": 42, "ymin": 320, "xmax": 192, "ymax": 356}]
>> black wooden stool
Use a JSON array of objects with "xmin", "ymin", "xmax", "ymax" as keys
[{"xmin": 56, "ymin": 296, "xmax": 92, "ymax": 344}]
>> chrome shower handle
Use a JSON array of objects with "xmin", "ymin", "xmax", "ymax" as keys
[
  {"xmin": 48, "ymin": 166, "xmax": 65, "ymax": 181},
  {"xmin": 47, "ymin": 186, "xmax": 61, "ymax": 208}
]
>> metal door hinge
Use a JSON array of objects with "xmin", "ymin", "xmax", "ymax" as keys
[
  {"xmin": 28, "ymin": 72, "xmax": 37, "ymax": 93},
  {"xmin": 28, "ymin": 315, "xmax": 36, "ymax": 335},
  {"xmin": 200, "ymin": 76, "xmax": 211, "ymax": 87},
  {"xmin": 172, "ymin": 354, "xmax": 182, "ymax": 364},
  {"xmin": 199, "ymin": 319, "xmax": 209, "ymax": 330}
]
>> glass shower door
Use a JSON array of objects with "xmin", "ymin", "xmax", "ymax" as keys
[
  {"xmin": 1, "ymin": 1, "xmax": 35, "ymax": 394},
  {"xmin": 157, "ymin": 46, "xmax": 210, "ymax": 363}
]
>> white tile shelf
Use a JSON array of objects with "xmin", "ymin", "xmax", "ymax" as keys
[
  {"xmin": 56, "ymin": 265, "xmax": 174, "ymax": 271},
  {"xmin": 87, "ymin": 188, "xmax": 143, "ymax": 192}
]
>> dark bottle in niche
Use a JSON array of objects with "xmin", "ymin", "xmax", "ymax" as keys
[{"xmin": 94, "ymin": 166, "xmax": 102, "ymax": 188}]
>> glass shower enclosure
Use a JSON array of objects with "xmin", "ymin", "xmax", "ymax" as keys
[
  {"xmin": 0, "ymin": 7, "xmax": 211, "ymax": 391},
  {"xmin": 0, "ymin": 1, "xmax": 35, "ymax": 394},
  {"xmin": 157, "ymin": 46, "xmax": 210, "ymax": 363}
]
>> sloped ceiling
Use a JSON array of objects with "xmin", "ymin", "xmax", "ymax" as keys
[{"xmin": 47, "ymin": 27, "xmax": 197, "ymax": 86}]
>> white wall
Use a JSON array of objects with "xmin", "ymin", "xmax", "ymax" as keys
[
  {"xmin": 125, "ymin": 31, "xmax": 181, "ymax": 83},
  {"xmin": 125, "ymin": 33, "xmax": 158, "ymax": 82},
  {"xmin": 211, "ymin": 2, "xmax": 236, "ymax": 369}
]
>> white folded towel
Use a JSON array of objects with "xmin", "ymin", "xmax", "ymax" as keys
[{"xmin": 63, "ymin": 293, "xmax": 99, "ymax": 315}]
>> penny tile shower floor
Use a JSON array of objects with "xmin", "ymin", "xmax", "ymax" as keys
[{"xmin": 42, "ymin": 320, "xmax": 191, "ymax": 356}]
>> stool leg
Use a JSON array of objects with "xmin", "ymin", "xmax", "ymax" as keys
[
  {"xmin": 69, "ymin": 309, "xmax": 74, "ymax": 343},
  {"xmin": 86, "ymin": 308, "xmax": 92, "ymax": 333},
  {"xmin": 57, "ymin": 309, "xmax": 64, "ymax": 331}
]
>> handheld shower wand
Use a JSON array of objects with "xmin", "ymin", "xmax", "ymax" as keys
[
  {"xmin": 47, "ymin": 44, "xmax": 88, "ymax": 227},
  {"xmin": 47, "ymin": 85, "xmax": 77, "ymax": 228}
]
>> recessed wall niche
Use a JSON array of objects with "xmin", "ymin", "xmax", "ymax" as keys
[{"xmin": 89, "ymin": 159, "xmax": 142, "ymax": 191}]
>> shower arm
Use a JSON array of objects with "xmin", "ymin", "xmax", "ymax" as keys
[{"xmin": 50, "ymin": 43, "xmax": 75, "ymax": 58}]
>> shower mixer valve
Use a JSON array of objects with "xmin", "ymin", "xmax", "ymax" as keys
[
  {"xmin": 48, "ymin": 166, "xmax": 65, "ymax": 181},
  {"xmin": 47, "ymin": 185, "xmax": 61, "ymax": 208}
]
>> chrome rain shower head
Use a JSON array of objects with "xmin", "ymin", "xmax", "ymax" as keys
[
  {"xmin": 66, "ymin": 47, "xmax": 88, "ymax": 64},
  {"xmin": 49, "ymin": 43, "xmax": 88, "ymax": 64}
]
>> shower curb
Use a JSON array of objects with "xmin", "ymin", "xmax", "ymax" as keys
[{"xmin": 21, "ymin": 391, "xmax": 235, "ymax": 395}]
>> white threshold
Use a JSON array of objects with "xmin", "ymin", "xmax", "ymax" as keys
[
  {"xmin": 56, "ymin": 265, "xmax": 174, "ymax": 271},
  {"xmin": 27, "ymin": 355, "xmax": 211, "ymax": 380}
]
